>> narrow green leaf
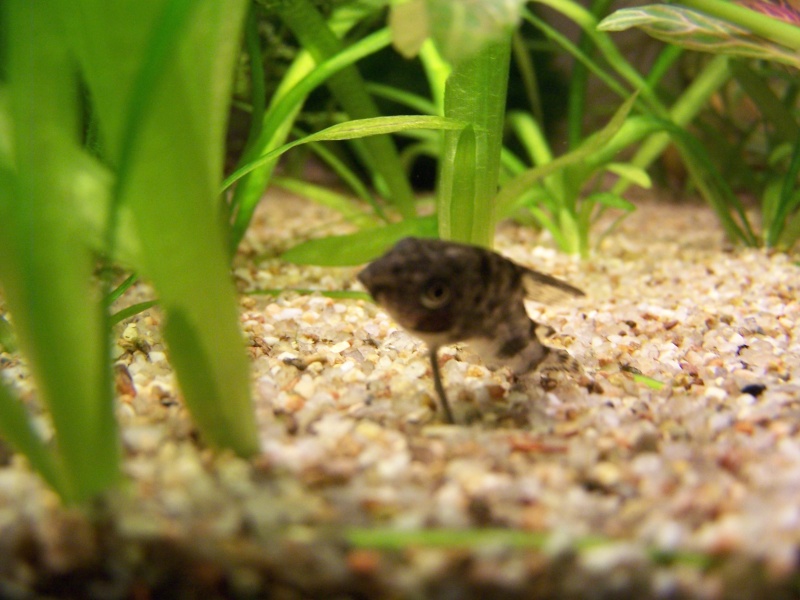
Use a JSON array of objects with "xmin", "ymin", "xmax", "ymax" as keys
[
  {"xmin": 345, "ymin": 527, "xmax": 714, "ymax": 569},
  {"xmin": 347, "ymin": 527, "xmax": 548, "ymax": 549},
  {"xmin": 277, "ymin": 1, "xmax": 416, "ymax": 217},
  {"xmin": 0, "ymin": 383, "xmax": 66, "ymax": 498},
  {"xmin": 632, "ymin": 372, "xmax": 666, "ymax": 391},
  {"xmin": 449, "ymin": 126, "xmax": 477, "ymax": 243},
  {"xmin": 281, "ymin": 216, "xmax": 438, "ymax": 266},
  {"xmin": 223, "ymin": 116, "xmax": 466, "ymax": 191},
  {"xmin": 103, "ymin": 274, "xmax": 139, "ymax": 307},
  {"xmin": 109, "ymin": 300, "xmax": 159, "ymax": 327},
  {"xmin": 495, "ymin": 93, "xmax": 638, "ymax": 215},
  {"xmin": 729, "ymin": 60, "xmax": 800, "ymax": 145},
  {"xmin": 604, "ymin": 163, "xmax": 652, "ymax": 189},
  {"xmin": 768, "ymin": 135, "xmax": 800, "ymax": 247},
  {"xmin": 587, "ymin": 192, "xmax": 637, "ymax": 212},
  {"xmin": 245, "ymin": 289, "xmax": 372, "ymax": 301}
]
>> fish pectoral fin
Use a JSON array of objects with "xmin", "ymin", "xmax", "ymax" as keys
[{"xmin": 520, "ymin": 268, "xmax": 584, "ymax": 304}]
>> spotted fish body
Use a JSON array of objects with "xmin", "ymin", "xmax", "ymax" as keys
[{"xmin": 357, "ymin": 237, "xmax": 584, "ymax": 422}]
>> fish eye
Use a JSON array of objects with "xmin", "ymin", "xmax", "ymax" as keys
[{"xmin": 420, "ymin": 279, "xmax": 451, "ymax": 309}]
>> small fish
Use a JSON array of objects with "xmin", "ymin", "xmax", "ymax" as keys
[{"xmin": 358, "ymin": 237, "xmax": 584, "ymax": 423}]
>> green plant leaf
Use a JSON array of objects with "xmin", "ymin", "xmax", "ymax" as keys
[
  {"xmin": 223, "ymin": 116, "xmax": 466, "ymax": 190},
  {"xmin": 448, "ymin": 125, "xmax": 478, "ymax": 243},
  {"xmin": 277, "ymin": 1, "xmax": 416, "ymax": 218},
  {"xmin": 109, "ymin": 300, "xmax": 160, "ymax": 327},
  {"xmin": 229, "ymin": 23, "xmax": 398, "ymax": 252},
  {"xmin": 598, "ymin": 5, "xmax": 800, "ymax": 69},
  {"xmin": 495, "ymin": 93, "xmax": 639, "ymax": 216},
  {"xmin": 587, "ymin": 192, "xmax": 637, "ymax": 212},
  {"xmin": 246, "ymin": 288, "xmax": 372, "ymax": 301},
  {"xmin": 0, "ymin": 382, "xmax": 66, "ymax": 498},
  {"xmin": 604, "ymin": 162, "xmax": 652, "ymax": 189},
  {"xmin": 437, "ymin": 37, "xmax": 512, "ymax": 247},
  {"xmin": 631, "ymin": 372, "xmax": 666, "ymax": 391},
  {"xmin": 1, "ymin": 0, "xmax": 121, "ymax": 502},
  {"xmin": 281, "ymin": 216, "xmax": 438, "ymax": 266},
  {"xmin": 62, "ymin": 0, "xmax": 260, "ymax": 456}
]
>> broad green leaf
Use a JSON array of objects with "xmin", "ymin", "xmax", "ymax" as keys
[
  {"xmin": 598, "ymin": 5, "xmax": 800, "ymax": 69},
  {"xmin": 281, "ymin": 216, "xmax": 438, "ymax": 266},
  {"xmin": 438, "ymin": 38, "xmax": 511, "ymax": 247},
  {"xmin": 1, "ymin": 0, "xmax": 120, "ymax": 502},
  {"xmin": 62, "ymin": 0, "xmax": 259, "ymax": 456}
]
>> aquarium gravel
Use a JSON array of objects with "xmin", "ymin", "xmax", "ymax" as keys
[{"xmin": 1, "ymin": 191, "xmax": 799, "ymax": 597}]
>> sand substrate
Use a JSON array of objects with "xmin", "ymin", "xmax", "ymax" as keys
[{"xmin": 1, "ymin": 191, "xmax": 800, "ymax": 598}]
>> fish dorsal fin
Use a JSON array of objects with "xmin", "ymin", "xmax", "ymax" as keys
[{"xmin": 520, "ymin": 268, "xmax": 585, "ymax": 305}]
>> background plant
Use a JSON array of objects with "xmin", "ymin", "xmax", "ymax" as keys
[
  {"xmin": 242, "ymin": 0, "xmax": 755, "ymax": 260},
  {"xmin": 600, "ymin": 0, "xmax": 800, "ymax": 249}
]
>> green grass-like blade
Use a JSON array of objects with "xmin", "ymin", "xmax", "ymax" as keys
[
  {"xmin": 281, "ymin": 216, "xmax": 438, "ymax": 266},
  {"xmin": 449, "ymin": 126, "xmax": 477, "ymax": 242},
  {"xmin": 2, "ymin": 0, "xmax": 121, "ymax": 502},
  {"xmin": 223, "ymin": 116, "xmax": 466, "ymax": 191},
  {"xmin": 631, "ymin": 372, "xmax": 666, "ymax": 391},
  {"xmin": 345, "ymin": 527, "xmax": 714, "ymax": 569},
  {"xmin": 63, "ymin": 0, "xmax": 260, "ymax": 456},
  {"xmin": 246, "ymin": 289, "xmax": 372, "ymax": 301},
  {"xmin": 109, "ymin": 300, "xmax": 159, "ymax": 328},
  {"xmin": 278, "ymin": 0, "xmax": 416, "ymax": 218},
  {"xmin": 229, "ymin": 26, "xmax": 395, "ymax": 252},
  {"xmin": 0, "ymin": 382, "xmax": 66, "ymax": 497},
  {"xmin": 495, "ymin": 93, "xmax": 638, "ymax": 217}
]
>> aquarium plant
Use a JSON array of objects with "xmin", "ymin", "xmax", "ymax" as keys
[
  {"xmin": 0, "ymin": 0, "xmax": 258, "ymax": 503},
  {"xmin": 600, "ymin": 0, "xmax": 800, "ymax": 249}
]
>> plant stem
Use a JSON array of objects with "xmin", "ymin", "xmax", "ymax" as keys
[{"xmin": 438, "ymin": 37, "xmax": 512, "ymax": 247}]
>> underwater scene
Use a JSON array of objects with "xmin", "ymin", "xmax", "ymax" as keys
[{"xmin": 2, "ymin": 0, "xmax": 800, "ymax": 597}]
